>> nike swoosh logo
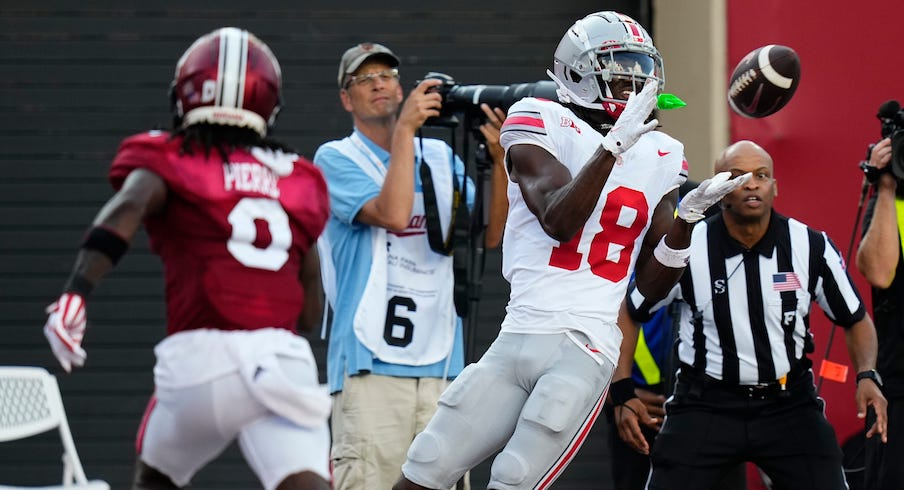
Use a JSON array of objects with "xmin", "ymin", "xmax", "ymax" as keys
[
  {"xmin": 658, "ymin": 150, "xmax": 671, "ymax": 157},
  {"xmin": 585, "ymin": 343, "xmax": 602, "ymax": 354}
]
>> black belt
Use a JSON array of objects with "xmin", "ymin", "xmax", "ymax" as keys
[
  {"xmin": 678, "ymin": 363, "xmax": 800, "ymax": 400},
  {"xmin": 702, "ymin": 378, "xmax": 786, "ymax": 399}
]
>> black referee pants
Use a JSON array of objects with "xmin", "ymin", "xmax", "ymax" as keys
[
  {"xmin": 647, "ymin": 371, "xmax": 846, "ymax": 490},
  {"xmin": 604, "ymin": 401, "xmax": 747, "ymax": 490},
  {"xmin": 864, "ymin": 395, "xmax": 904, "ymax": 490}
]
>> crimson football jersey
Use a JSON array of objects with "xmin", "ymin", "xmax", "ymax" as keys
[{"xmin": 109, "ymin": 131, "xmax": 329, "ymax": 335}]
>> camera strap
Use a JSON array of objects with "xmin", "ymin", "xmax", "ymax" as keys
[
  {"xmin": 420, "ymin": 161, "xmax": 460, "ymax": 255},
  {"xmin": 419, "ymin": 135, "xmax": 472, "ymax": 318}
]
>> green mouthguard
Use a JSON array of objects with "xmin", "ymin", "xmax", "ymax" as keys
[{"xmin": 657, "ymin": 93, "xmax": 687, "ymax": 110}]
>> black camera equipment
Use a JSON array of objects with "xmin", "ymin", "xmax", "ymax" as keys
[
  {"xmin": 418, "ymin": 71, "xmax": 558, "ymax": 128},
  {"xmin": 861, "ymin": 99, "xmax": 904, "ymax": 184},
  {"xmin": 825, "ymin": 99, "xmax": 904, "ymax": 393}
]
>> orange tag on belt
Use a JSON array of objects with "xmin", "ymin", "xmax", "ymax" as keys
[{"xmin": 819, "ymin": 360, "xmax": 849, "ymax": 383}]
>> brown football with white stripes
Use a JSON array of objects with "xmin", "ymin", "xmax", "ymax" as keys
[{"xmin": 728, "ymin": 44, "xmax": 800, "ymax": 118}]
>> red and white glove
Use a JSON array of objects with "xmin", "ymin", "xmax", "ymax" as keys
[
  {"xmin": 43, "ymin": 292, "xmax": 88, "ymax": 373},
  {"xmin": 601, "ymin": 78, "xmax": 660, "ymax": 157}
]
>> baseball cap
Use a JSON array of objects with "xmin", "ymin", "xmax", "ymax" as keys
[{"xmin": 337, "ymin": 42, "xmax": 400, "ymax": 88}]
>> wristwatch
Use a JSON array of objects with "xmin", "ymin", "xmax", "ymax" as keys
[{"xmin": 856, "ymin": 369, "xmax": 883, "ymax": 387}]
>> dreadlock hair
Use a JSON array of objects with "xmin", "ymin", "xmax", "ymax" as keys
[{"xmin": 171, "ymin": 123, "xmax": 297, "ymax": 163}]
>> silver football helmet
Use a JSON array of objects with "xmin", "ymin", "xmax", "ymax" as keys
[{"xmin": 548, "ymin": 11, "xmax": 664, "ymax": 118}]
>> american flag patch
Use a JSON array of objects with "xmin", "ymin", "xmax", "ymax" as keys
[
  {"xmin": 501, "ymin": 111, "xmax": 546, "ymax": 135},
  {"xmin": 772, "ymin": 272, "xmax": 801, "ymax": 291}
]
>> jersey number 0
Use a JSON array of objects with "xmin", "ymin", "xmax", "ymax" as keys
[{"xmin": 226, "ymin": 197, "xmax": 292, "ymax": 271}]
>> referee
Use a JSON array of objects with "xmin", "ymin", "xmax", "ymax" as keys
[{"xmin": 612, "ymin": 140, "xmax": 888, "ymax": 490}]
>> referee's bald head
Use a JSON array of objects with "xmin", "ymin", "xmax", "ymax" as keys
[
  {"xmin": 715, "ymin": 140, "xmax": 777, "ymax": 219},
  {"xmin": 715, "ymin": 140, "xmax": 773, "ymax": 174}
]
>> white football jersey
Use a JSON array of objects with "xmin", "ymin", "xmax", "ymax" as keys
[{"xmin": 498, "ymin": 97, "xmax": 687, "ymax": 364}]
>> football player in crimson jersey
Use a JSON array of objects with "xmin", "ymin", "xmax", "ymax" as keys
[
  {"xmin": 394, "ymin": 11, "xmax": 750, "ymax": 490},
  {"xmin": 41, "ymin": 28, "xmax": 331, "ymax": 490}
]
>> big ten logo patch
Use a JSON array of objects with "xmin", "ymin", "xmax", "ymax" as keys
[{"xmin": 560, "ymin": 116, "xmax": 581, "ymax": 134}]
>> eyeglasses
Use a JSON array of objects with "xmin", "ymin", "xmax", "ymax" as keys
[{"xmin": 344, "ymin": 68, "xmax": 399, "ymax": 89}]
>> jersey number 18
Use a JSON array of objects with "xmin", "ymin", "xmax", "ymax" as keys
[{"xmin": 548, "ymin": 186, "xmax": 648, "ymax": 282}]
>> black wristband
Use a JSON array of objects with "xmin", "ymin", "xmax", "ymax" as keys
[
  {"xmin": 82, "ymin": 226, "xmax": 129, "ymax": 265},
  {"xmin": 63, "ymin": 273, "xmax": 95, "ymax": 297},
  {"xmin": 610, "ymin": 378, "xmax": 639, "ymax": 406},
  {"xmin": 860, "ymin": 160, "xmax": 890, "ymax": 185}
]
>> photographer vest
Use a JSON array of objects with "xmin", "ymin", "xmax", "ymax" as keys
[
  {"xmin": 319, "ymin": 133, "xmax": 457, "ymax": 366},
  {"xmin": 897, "ymin": 198, "xmax": 904, "ymax": 255}
]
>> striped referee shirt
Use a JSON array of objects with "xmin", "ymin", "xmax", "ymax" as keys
[{"xmin": 627, "ymin": 212, "xmax": 866, "ymax": 385}]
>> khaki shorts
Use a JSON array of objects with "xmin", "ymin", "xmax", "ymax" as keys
[{"xmin": 331, "ymin": 373, "xmax": 469, "ymax": 490}]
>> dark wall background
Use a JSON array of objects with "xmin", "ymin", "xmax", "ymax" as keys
[{"xmin": 0, "ymin": 1, "xmax": 647, "ymax": 488}]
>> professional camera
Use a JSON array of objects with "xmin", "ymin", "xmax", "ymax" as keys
[
  {"xmin": 418, "ymin": 72, "xmax": 558, "ymax": 127},
  {"xmin": 864, "ymin": 100, "xmax": 904, "ymax": 184}
]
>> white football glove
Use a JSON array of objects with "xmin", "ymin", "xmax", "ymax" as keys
[
  {"xmin": 677, "ymin": 171, "xmax": 753, "ymax": 223},
  {"xmin": 43, "ymin": 292, "xmax": 88, "ymax": 373},
  {"xmin": 601, "ymin": 78, "xmax": 660, "ymax": 157}
]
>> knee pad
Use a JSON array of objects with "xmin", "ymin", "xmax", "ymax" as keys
[
  {"xmin": 521, "ymin": 374, "xmax": 586, "ymax": 432},
  {"xmin": 407, "ymin": 430, "xmax": 442, "ymax": 464},
  {"xmin": 491, "ymin": 451, "xmax": 530, "ymax": 486}
]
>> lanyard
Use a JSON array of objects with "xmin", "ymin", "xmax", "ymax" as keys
[{"xmin": 349, "ymin": 131, "xmax": 390, "ymax": 182}]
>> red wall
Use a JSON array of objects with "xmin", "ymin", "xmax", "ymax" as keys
[{"xmin": 727, "ymin": 1, "xmax": 904, "ymax": 444}]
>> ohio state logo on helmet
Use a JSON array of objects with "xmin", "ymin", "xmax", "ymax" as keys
[{"xmin": 171, "ymin": 27, "xmax": 282, "ymax": 137}]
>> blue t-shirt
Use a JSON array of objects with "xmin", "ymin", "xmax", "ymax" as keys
[{"xmin": 314, "ymin": 129, "xmax": 473, "ymax": 394}]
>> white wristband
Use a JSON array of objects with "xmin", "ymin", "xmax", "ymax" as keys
[
  {"xmin": 653, "ymin": 235, "xmax": 690, "ymax": 268},
  {"xmin": 601, "ymin": 135, "xmax": 622, "ymax": 156}
]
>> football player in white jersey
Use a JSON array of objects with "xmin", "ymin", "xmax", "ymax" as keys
[{"xmin": 394, "ymin": 11, "xmax": 751, "ymax": 490}]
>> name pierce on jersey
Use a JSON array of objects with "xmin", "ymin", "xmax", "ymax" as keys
[{"xmin": 223, "ymin": 162, "xmax": 280, "ymax": 198}]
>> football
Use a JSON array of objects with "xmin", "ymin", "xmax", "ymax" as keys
[{"xmin": 727, "ymin": 44, "xmax": 800, "ymax": 118}]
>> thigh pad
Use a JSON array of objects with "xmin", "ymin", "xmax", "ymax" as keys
[{"xmin": 521, "ymin": 374, "xmax": 588, "ymax": 433}]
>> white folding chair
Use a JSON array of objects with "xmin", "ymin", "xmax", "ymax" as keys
[{"xmin": 0, "ymin": 366, "xmax": 109, "ymax": 489}]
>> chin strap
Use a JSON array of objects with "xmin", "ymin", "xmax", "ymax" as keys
[
  {"xmin": 547, "ymin": 68, "xmax": 631, "ymax": 120},
  {"xmin": 601, "ymin": 80, "xmax": 625, "ymax": 118},
  {"xmin": 546, "ymin": 69, "xmax": 574, "ymax": 106}
]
